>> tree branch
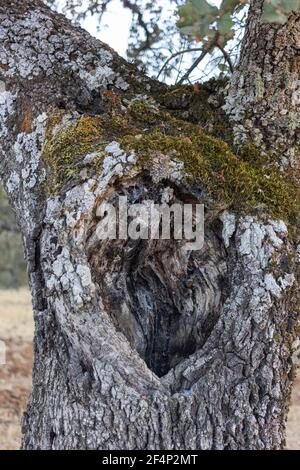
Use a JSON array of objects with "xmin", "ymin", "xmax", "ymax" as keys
[
  {"xmin": 216, "ymin": 44, "xmax": 234, "ymax": 74},
  {"xmin": 157, "ymin": 47, "xmax": 204, "ymax": 80},
  {"xmin": 177, "ymin": 46, "xmax": 212, "ymax": 85}
]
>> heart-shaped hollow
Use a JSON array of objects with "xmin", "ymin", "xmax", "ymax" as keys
[{"xmin": 87, "ymin": 181, "xmax": 229, "ymax": 377}]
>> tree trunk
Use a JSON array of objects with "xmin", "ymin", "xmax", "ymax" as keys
[
  {"xmin": 225, "ymin": 0, "xmax": 300, "ymax": 167},
  {"xmin": 0, "ymin": 0, "xmax": 299, "ymax": 450}
]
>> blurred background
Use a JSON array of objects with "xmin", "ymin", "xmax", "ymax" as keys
[{"xmin": 0, "ymin": 0, "xmax": 299, "ymax": 450}]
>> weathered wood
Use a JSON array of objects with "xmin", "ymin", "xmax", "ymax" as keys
[{"xmin": 0, "ymin": 0, "xmax": 299, "ymax": 450}]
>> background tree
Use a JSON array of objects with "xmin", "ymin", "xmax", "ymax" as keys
[
  {"xmin": 0, "ymin": 186, "xmax": 27, "ymax": 288},
  {"xmin": 0, "ymin": 0, "xmax": 299, "ymax": 450}
]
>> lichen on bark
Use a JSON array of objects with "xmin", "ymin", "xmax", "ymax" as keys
[
  {"xmin": 0, "ymin": 0, "xmax": 299, "ymax": 451},
  {"xmin": 225, "ymin": 0, "xmax": 300, "ymax": 168},
  {"xmin": 42, "ymin": 114, "xmax": 105, "ymax": 194},
  {"xmin": 42, "ymin": 97, "xmax": 300, "ymax": 226}
]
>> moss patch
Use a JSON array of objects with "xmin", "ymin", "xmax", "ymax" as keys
[
  {"xmin": 42, "ymin": 114, "xmax": 105, "ymax": 194},
  {"xmin": 155, "ymin": 80, "xmax": 233, "ymax": 143},
  {"xmin": 42, "ymin": 95, "xmax": 300, "ymax": 229},
  {"xmin": 121, "ymin": 100, "xmax": 300, "ymax": 225}
]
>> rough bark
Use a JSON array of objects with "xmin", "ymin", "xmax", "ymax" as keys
[
  {"xmin": 0, "ymin": 0, "xmax": 299, "ymax": 450},
  {"xmin": 225, "ymin": 0, "xmax": 300, "ymax": 167}
]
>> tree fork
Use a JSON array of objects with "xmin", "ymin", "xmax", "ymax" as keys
[{"xmin": 0, "ymin": 0, "xmax": 299, "ymax": 450}]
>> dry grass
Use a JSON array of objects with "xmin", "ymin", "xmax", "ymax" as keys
[
  {"xmin": 0, "ymin": 288, "xmax": 299, "ymax": 449},
  {"xmin": 286, "ymin": 374, "xmax": 300, "ymax": 450},
  {"xmin": 0, "ymin": 289, "xmax": 34, "ymax": 450},
  {"xmin": 0, "ymin": 289, "xmax": 33, "ymax": 341}
]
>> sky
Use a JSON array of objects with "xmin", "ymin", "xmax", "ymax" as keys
[
  {"xmin": 56, "ymin": 0, "xmax": 222, "ymax": 59},
  {"xmin": 55, "ymin": 0, "xmax": 195, "ymax": 82},
  {"xmin": 55, "ymin": 0, "xmax": 140, "ymax": 58},
  {"xmin": 55, "ymin": 0, "xmax": 230, "ymax": 84},
  {"xmin": 81, "ymin": 0, "xmax": 132, "ymax": 57}
]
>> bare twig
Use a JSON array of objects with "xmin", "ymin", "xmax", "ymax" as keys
[
  {"xmin": 177, "ymin": 46, "xmax": 213, "ymax": 85},
  {"xmin": 122, "ymin": 0, "xmax": 160, "ymax": 56},
  {"xmin": 156, "ymin": 47, "xmax": 204, "ymax": 79},
  {"xmin": 216, "ymin": 44, "xmax": 234, "ymax": 73}
]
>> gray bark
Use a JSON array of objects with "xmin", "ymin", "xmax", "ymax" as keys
[
  {"xmin": 0, "ymin": 0, "xmax": 299, "ymax": 450},
  {"xmin": 225, "ymin": 0, "xmax": 300, "ymax": 167}
]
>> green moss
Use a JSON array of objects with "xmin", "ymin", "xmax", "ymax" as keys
[
  {"xmin": 42, "ymin": 98, "xmax": 300, "ymax": 230},
  {"xmin": 42, "ymin": 114, "xmax": 104, "ymax": 194},
  {"xmin": 100, "ymin": 110, "xmax": 137, "ymax": 138},
  {"xmin": 154, "ymin": 80, "xmax": 233, "ymax": 143},
  {"xmin": 120, "ymin": 102, "xmax": 300, "ymax": 225},
  {"xmin": 127, "ymin": 100, "xmax": 163, "ymax": 126}
]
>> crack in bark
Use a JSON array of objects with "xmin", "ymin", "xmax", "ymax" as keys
[{"xmin": 0, "ymin": 0, "xmax": 299, "ymax": 450}]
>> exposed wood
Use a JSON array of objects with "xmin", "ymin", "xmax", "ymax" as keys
[{"xmin": 0, "ymin": 0, "xmax": 299, "ymax": 450}]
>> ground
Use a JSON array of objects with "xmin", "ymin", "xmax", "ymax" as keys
[
  {"xmin": 0, "ymin": 289, "xmax": 33, "ymax": 450},
  {"xmin": 0, "ymin": 288, "xmax": 299, "ymax": 450}
]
